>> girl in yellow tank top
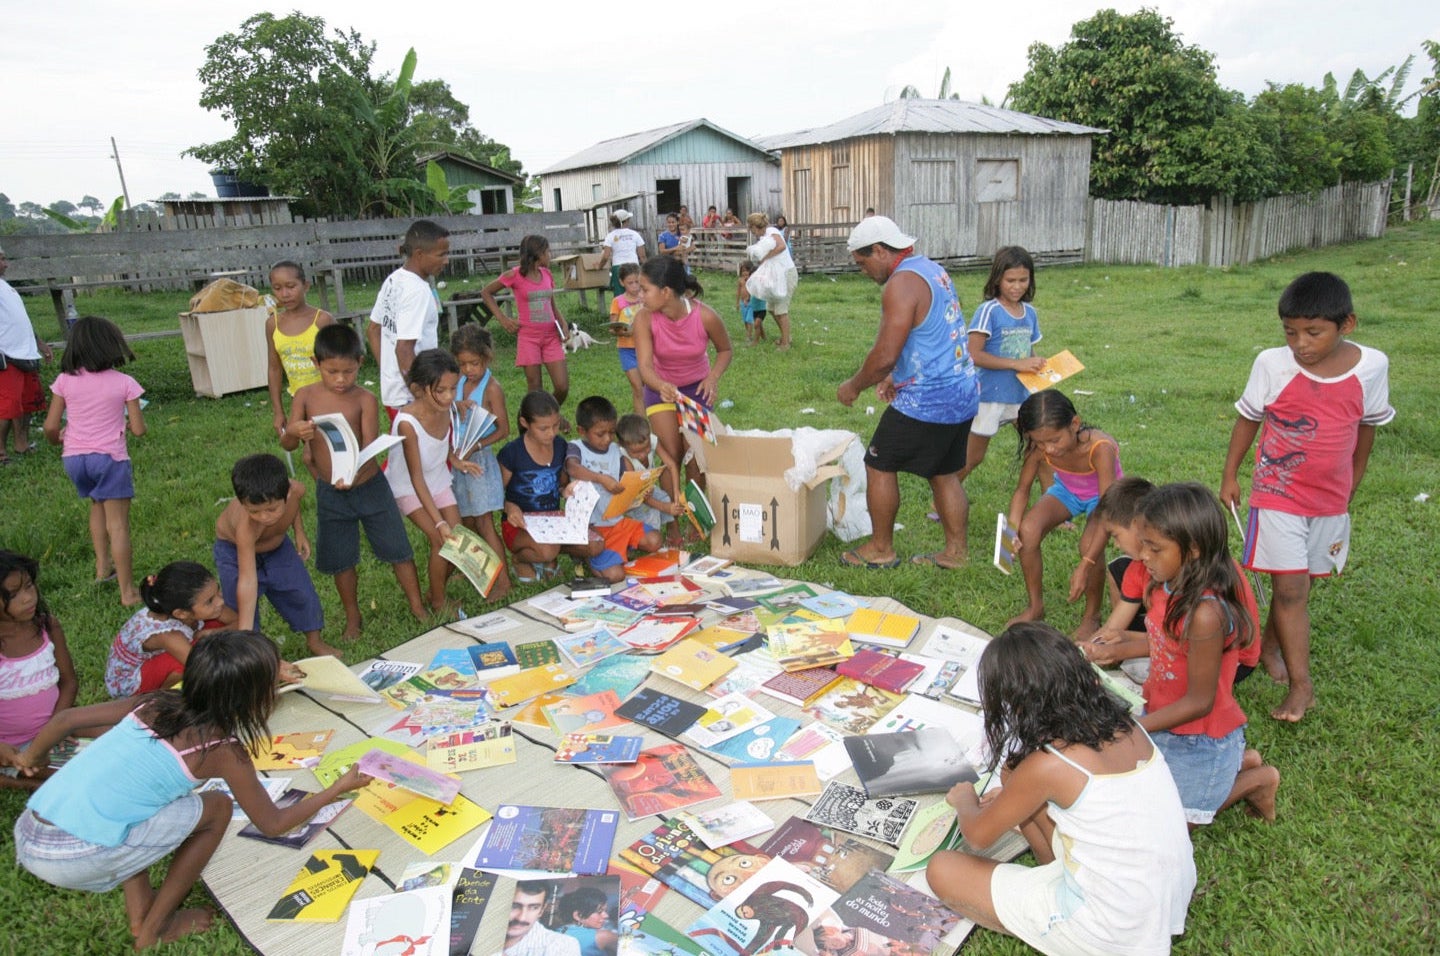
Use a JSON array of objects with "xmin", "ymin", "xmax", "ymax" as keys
[{"xmin": 264, "ymin": 261, "xmax": 334, "ymax": 439}]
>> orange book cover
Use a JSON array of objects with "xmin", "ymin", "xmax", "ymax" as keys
[{"xmin": 1017, "ymin": 349, "xmax": 1085, "ymax": 393}]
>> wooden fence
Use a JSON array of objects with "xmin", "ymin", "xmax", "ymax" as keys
[{"xmin": 1087, "ymin": 179, "xmax": 1391, "ymax": 267}]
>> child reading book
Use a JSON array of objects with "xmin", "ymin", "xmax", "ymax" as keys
[{"xmin": 566, "ymin": 397, "xmax": 665, "ymax": 583}]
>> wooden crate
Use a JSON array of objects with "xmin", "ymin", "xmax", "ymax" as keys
[{"xmin": 178, "ymin": 306, "xmax": 270, "ymax": 397}]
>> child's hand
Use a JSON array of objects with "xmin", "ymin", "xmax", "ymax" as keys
[
  {"xmin": 454, "ymin": 460, "xmax": 483, "ymax": 477},
  {"xmin": 945, "ymin": 779, "xmax": 980, "ymax": 812},
  {"xmin": 604, "ymin": 477, "xmax": 625, "ymax": 495},
  {"xmin": 294, "ymin": 536, "xmax": 312, "ymax": 562},
  {"xmin": 287, "ymin": 420, "xmax": 316, "ymax": 443},
  {"xmin": 1218, "ymin": 477, "xmax": 1242, "ymax": 510},
  {"xmin": 663, "ymin": 501, "xmax": 685, "ymax": 517},
  {"xmin": 1016, "ymin": 356, "xmax": 1047, "ymax": 374},
  {"xmin": 278, "ymin": 660, "xmax": 306, "ymax": 684},
  {"xmin": 505, "ymin": 504, "xmax": 524, "ymax": 528},
  {"xmin": 333, "ymin": 764, "xmax": 374, "ymax": 793}
]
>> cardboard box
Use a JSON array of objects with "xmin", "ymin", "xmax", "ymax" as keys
[
  {"xmin": 553, "ymin": 253, "xmax": 610, "ymax": 290},
  {"xmin": 695, "ymin": 433, "xmax": 851, "ymax": 566},
  {"xmin": 178, "ymin": 305, "xmax": 270, "ymax": 397}
]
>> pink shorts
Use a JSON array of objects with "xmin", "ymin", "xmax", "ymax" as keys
[
  {"xmin": 515, "ymin": 327, "xmax": 565, "ymax": 367},
  {"xmin": 394, "ymin": 486, "xmax": 457, "ymax": 518}
]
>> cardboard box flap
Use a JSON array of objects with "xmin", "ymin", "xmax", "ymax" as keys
[
  {"xmin": 702, "ymin": 434, "xmax": 790, "ymax": 478},
  {"xmin": 806, "ymin": 464, "xmax": 846, "ymax": 489}
]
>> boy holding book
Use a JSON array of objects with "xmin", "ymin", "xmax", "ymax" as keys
[
  {"xmin": 279, "ymin": 324, "xmax": 429, "ymax": 639},
  {"xmin": 566, "ymin": 396, "xmax": 665, "ymax": 582}
]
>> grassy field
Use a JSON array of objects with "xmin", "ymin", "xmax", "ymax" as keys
[{"xmin": 1, "ymin": 221, "xmax": 1437, "ymax": 954}]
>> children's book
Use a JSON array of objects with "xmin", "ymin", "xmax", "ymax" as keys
[
  {"xmin": 757, "ymin": 584, "xmax": 821, "ymax": 616},
  {"xmin": 619, "ymin": 819, "xmax": 767, "ymax": 907},
  {"xmin": 993, "ymin": 512, "xmax": 1019, "ymax": 575},
  {"xmin": 570, "ymin": 576, "xmax": 614, "ymax": 599},
  {"xmin": 675, "ymin": 801, "xmax": 777, "ymax": 850},
  {"xmin": 615, "ymin": 688, "xmax": 707, "ymax": 737},
  {"xmin": 384, "ymin": 793, "xmax": 492, "ymax": 855},
  {"xmin": 604, "ymin": 466, "xmax": 666, "ymax": 520},
  {"xmin": 620, "ymin": 912, "xmax": 706, "ymax": 956},
  {"xmin": 511, "ymin": 691, "xmax": 568, "ymax": 729},
  {"xmin": 555, "ymin": 732, "xmax": 644, "ymax": 764},
  {"xmin": 514, "ymin": 638, "xmax": 562, "ymax": 669},
  {"xmin": 618, "ymin": 615, "xmax": 702, "ymax": 654},
  {"xmin": 448, "ymin": 868, "xmax": 500, "ymax": 956},
  {"xmin": 704, "ymin": 716, "xmax": 801, "ymax": 765},
  {"xmin": 830, "ymin": 869, "xmax": 961, "ymax": 948},
  {"xmin": 556, "ymin": 625, "xmax": 631, "ymax": 669},
  {"xmin": 314, "ymin": 737, "xmax": 413, "ymax": 788},
  {"xmin": 688, "ymin": 625, "xmax": 762, "ymax": 655},
  {"xmin": 722, "ymin": 573, "xmax": 787, "ymax": 597},
  {"xmin": 542, "ymin": 689, "xmax": 627, "ymax": 734},
  {"xmin": 426, "ymin": 722, "xmax": 517, "ymax": 773},
  {"xmin": 730, "ymin": 761, "xmax": 823, "ymax": 802},
  {"xmin": 197, "ymin": 776, "xmax": 291, "ymax": 822},
  {"xmin": 633, "ymin": 574, "xmax": 703, "ymax": 604},
  {"xmin": 768, "ymin": 621, "xmax": 855, "ymax": 671},
  {"xmin": 428, "ymin": 647, "xmax": 481, "ymax": 679},
  {"xmin": 845, "ymin": 729, "xmax": 979, "ymax": 799},
  {"xmin": 800, "ymin": 592, "xmax": 863, "ymax": 619},
  {"xmin": 867, "ymin": 694, "xmax": 982, "ymax": 742},
  {"xmin": 358, "ymin": 747, "xmax": 463, "ymax": 805},
  {"xmin": 524, "ymin": 480, "xmax": 600, "ymax": 545},
  {"xmin": 682, "ymin": 554, "xmax": 733, "ymax": 578},
  {"xmin": 355, "ymin": 659, "xmax": 424, "ymax": 696},
  {"xmin": 674, "ymin": 392, "xmax": 717, "ymax": 444},
  {"xmin": 266, "ymin": 849, "xmax": 378, "ymax": 922},
  {"xmin": 836, "ymin": 649, "xmax": 926, "ymax": 694},
  {"xmin": 682, "ymin": 478, "xmax": 715, "ymax": 534},
  {"xmin": 487, "ymin": 664, "xmax": 576, "ymax": 709},
  {"xmin": 843, "ymin": 608, "xmax": 921, "ymax": 650},
  {"xmin": 685, "ymin": 856, "xmax": 837, "ymax": 956},
  {"xmin": 947, "ymin": 661, "xmax": 982, "ymax": 706},
  {"xmin": 1016, "ymin": 348, "xmax": 1084, "ymax": 393},
  {"xmin": 237, "ymin": 788, "xmax": 352, "ymax": 848},
  {"xmin": 381, "ymin": 666, "xmax": 483, "ymax": 709},
  {"xmin": 803, "ymin": 677, "xmax": 904, "ymax": 735},
  {"xmin": 570, "ymin": 653, "xmax": 651, "ymax": 699},
  {"xmin": 447, "ymin": 609, "xmax": 523, "ymax": 640},
  {"xmin": 805, "ymin": 783, "xmax": 918, "ymax": 847},
  {"xmin": 683, "ymin": 691, "xmax": 776, "ymax": 748},
  {"xmin": 439, "ymin": 525, "xmax": 505, "ymax": 597},
  {"xmin": 466, "ymin": 641, "xmax": 520, "ymax": 682},
  {"xmin": 892, "ymin": 653, "xmax": 951, "ymax": 700},
  {"xmin": 526, "ymin": 590, "xmax": 594, "ymax": 622},
  {"xmin": 251, "ymin": 729, "xmax": 334, "ymax": 771},
  {"xmin": 886, "ymin": 801, "xmax": 961, "ymax": 873},
  {"xmin": 651, "ymin": 639, "xmax": 738, "ymax": 692},
  {"xmin": 566, "ymin": 600, "xmax": 646, "ymax": 631},
  {"xmin": 312, "ymin": 412, "xmax": 403, "ymax": 487},
  {"xmin": 340, "ymin": 884, "xmax": 451, "ymax": 956},
  {"xmin": 760, "ymin": 817, "xmax": 895, "ymax": 893},
  {"xmin": 279, "ymin": 655, "xmax": 382, "ymax": 703},
  {"xmin": 450, "ymin": 401, "xmax": 497, "ymax": 459},
  {"xmin": 475, "ymin": 805, "xmax": 620, "ymax": 876},
  {"xmin": 774, "ymin": 723, "xmax": 852, "ymax": 781},
  {"xmin": 602, "ymin": 743, "xmax": 723, "ymax": 821}
]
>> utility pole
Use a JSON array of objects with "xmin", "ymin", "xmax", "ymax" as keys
[{"xmin": 110, "ymin": 137, "xmax": 131, "ymax": 209}]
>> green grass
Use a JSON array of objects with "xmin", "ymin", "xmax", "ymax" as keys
[{"xmin": 3, "ymin": 223, "xmax": 1439, "ymax": 954}]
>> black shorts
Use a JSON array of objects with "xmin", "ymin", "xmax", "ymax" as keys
[
  {"xmin": 864, "ymin": 406, "xmax": 972, "ymax": 478},
  {"xmin": 1107, "ymin": 556, "xmax": 1145, "ymax": 633}
]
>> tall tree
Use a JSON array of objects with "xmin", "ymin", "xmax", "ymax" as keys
[
  {"xmin": 78, "ymin": 195, "xmax": 104, "ymax": 216},
  {"xmin": 1007, "ymin": 8, "xmax": 1271, "ymax": 203}
]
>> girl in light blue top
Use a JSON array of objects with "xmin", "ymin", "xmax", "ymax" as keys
[{"xmin": 8, "ymin": 630, "xmax": 370, "ymax": 950}]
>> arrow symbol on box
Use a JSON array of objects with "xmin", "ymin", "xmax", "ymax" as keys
[
  {"xmin": 720, "ymin": 495, "xmax": 731, "ymax": 547},
  {"xmin": 769, "ymin": 498, "xmax": 780, "ymax": 550}
]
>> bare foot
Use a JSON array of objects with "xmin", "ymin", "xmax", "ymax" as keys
[
  {"xmin": 428, "ymin": 598, "xmax": 463, "ymax": 620},
  {"xmin": 407, "ymin": 601, "xmax": 429, "ymax": 621},
  {"xmin": 138, "ymin": 907, "xmax": 215, "ymax": 949},
  {"xmin": 1005, "ymin": 606, "xmax": 1045, "ymax": 628},
  {"xmin": 1261, "ymin": 644, "xmax": 1289, "ymax": 685},
  {"xmin": 488, "ymin": 576, "xmax": 511, "ymax": 602},
  {"xmin": 306, "ymin": 636, "xmax": 343, "ymax": 659},
  {"xmin": 1243, "ymin": 765, "xmax": 1281, "ymax": 822},
  {"xmin": 1071, "ymin": 616, "xmax": 1102, "ymax": 641},
  {"xmin": 1271, "ymin": 681, "xmax": 1314, "ymax": 722},
  {"xmin": 120, "ymin": 590, "xmax": 143, "ymax": 608},
  {"xmin": 339, "ymin": 618, "xmax": 362, "ymax": 642}
]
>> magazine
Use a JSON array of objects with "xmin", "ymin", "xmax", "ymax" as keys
[
  {"xmin": 237, "ymin": 788, "xmax": 351, "ymax": 848},
  {"xmin": 993, "ymin": 512, "xmax": 1019, "ymax": 575},
  {"xmin": 525, "ymin": 481, "xmax": 600, "ymax": 544},
  {"xmin": 450, "ymin": 401, "xmax": 497, "ymax": 460},
  {"xmin": 760, "ymin": 817, "xmax": 895, "ymax": 893},
  {"xmin": 619, "ymin": 819, "xmax": 768, "ymax": 907},
  {"xmin": 845, "ymin": 729, "xmax": 979, "ymax": 798}
]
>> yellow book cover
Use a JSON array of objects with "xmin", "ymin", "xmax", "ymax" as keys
[
  {"xmin": 251, "ymin": 729, "xmax": 335, "ymax": 771},
  {"xmin": 768, "ymin": 621, "xmax": 855, "ymax": 671},
  {"xmin": 845, "ymin": 608, "xmax": 921, "ymax": 649},
  {"xmin": 487, "ymin": 664, "xmax": 576, "ymax": 709},
  {"xmin": 279, "ymin": 655, "xmax": 381, "ymax": 702},
  {"xmin": 650, "ymin": 639, "xmax": 738, "ymax": 691},
  {"xmin": 426, "ymin": 732, "xmax": 517, "ymax": 773},
  {"xmin": 380, "ymin": 665, "xmax": 479, "ymax": 709},
  {"xmin": 511, "ymin": 691, "xmax": 568, "ymax": 729},
  {"xmin": 731, "ymin": 762, "xmax": 823, "ymax": 801},
  {"xmin": 383, "ymin": 793, "xmax": 493, "ymax": 854},
  {"xmin": 1017, "ymin": 348, "xmax": 1085, "ymax": 393},
  {"xmin": 266, "ymin": 849, "xmax": 379, "ymax": 922}
]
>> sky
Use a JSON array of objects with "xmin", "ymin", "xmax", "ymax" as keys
[{"xmin": 2, "ymin": 0, "xmax": 1436, "ymax": 207}]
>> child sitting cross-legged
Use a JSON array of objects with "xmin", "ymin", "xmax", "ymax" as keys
[{"xmin": 566, "ymin": 397, "xmax": 666, "ymax": 583}]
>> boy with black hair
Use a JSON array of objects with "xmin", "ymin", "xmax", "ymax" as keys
[
  {"xmin": 615, "ymin": 413, "xmax": 685, "ymax": 535},
  {"xmin": 280, "ymin": 324, "xmax": 429, "ymax": 639},
  {"xmin": 566, "ymin": 396, "xmax": 664, "ymax": 582},
  {"xmin": 214, "ymin": 453, "xmax": 332, "ymax": 657},
  {"xmin": 366, "ymin": 220, "xmax": 451, "ymax": 420},
  {"xmin": 1220, "ymin": 271, "xmax": 1394, "ymax": 722}
]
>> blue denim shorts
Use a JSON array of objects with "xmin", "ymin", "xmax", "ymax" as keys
[
  {"xmin": 63, "ymin": 453, "xmax": 134, "ymax": 501},
  {"xmin": 1043, "ymin": 481, "xmax": 1099, "ymax": 519},
  {"xmin": 1151, "ymin": 724, "xmax": 1246, "ymax": 825},
  {"xmin": 618, "ymin": 347, "xmax": 639, "ymax": 372},
  {"xmin": 14, "ymin": 795, "xmax": 202, "ymax": 892}
]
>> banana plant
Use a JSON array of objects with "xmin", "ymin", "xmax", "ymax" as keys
[{"xmin": 43, "ymin": 196, "xmax": 126, "ymax": 232}]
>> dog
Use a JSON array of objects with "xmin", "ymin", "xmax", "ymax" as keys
[{"xmin": 565, "ymin": 325, "xmax": 599, "ymax": 353}]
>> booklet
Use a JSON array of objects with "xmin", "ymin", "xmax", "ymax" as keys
[
  {"xmin": 604, "ymin": 466, "xmax": 666, "ymax": 520},
  {"xmin": 602, "ymin": 743, "xmax": 722, "ymax": 821},
  {"xmin": 474, "ymin": 805, "xmax": 620, "ymax": 876},
  {"xmin": 237, "ymin": 788, "xmax": 352, "ymax": 848},
  {"xmin": 440, "ymin": 525, "xmax": 505, "ymax": 597},
  {"xmin": 266, "ymin": 849, "xmax": 378, "ymax": 922},
  {"xmin": 311, "ymin": 412, "xmax": 402, "ymax": 487},
  {"xmin": 685, "ymin": 856, "xmax": 837, "ymax": 956},
  {"xmin": 354, "ymin": 659, "xmax": 423, "ymax": 697},
  {"xmin": 760, "ymin": 816, "xmax": 895, "ymax": 892},
  {"xmin": 251, "ymin": 730, "xmax": 334, "ymax": 771},
  {"xmin": 450, "ymin": 401, "xmax": 497, "ymax": 460},
  {"xmin": 804, "ymin": 782, "xmax": 919, "ymax": 847},
  {"xmin": 1016, "ymin": 348, "xmax": 1085, "ymax": 393},
  {"xmin": 278, "ymin": 655, "xmax": 382, "ymax": 703},
  {"xmin": 675, "ymin": 801, "xmax": 777, "ymax": 850},
  {"xmin": 340, "ymin": 884, "xmax": 451, "ymax": 956},
  {"xmin": 555, "ymin": 732, "xmax": 644, "ymax": 764},
  {"xmin": 845, "ymin": 728, "xmax": 980, "ymax": 798},
  {"xmin": 525, "ymin": 481, "xmax": 600, "ymax": 544},
  {"xmin": 993, "ymin": 512, "xmax": 1019, "ymax": 575},
  {"xmin": 358, "ymin": 747, "xmax": 463, "ymax": 805}
]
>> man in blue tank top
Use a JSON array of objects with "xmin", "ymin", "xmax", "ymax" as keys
[{"xmin": 836, "ymin": 217, "xmax": 979, "ymax": 570}]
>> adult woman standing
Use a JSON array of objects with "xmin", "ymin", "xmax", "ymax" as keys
[
  {"xmin": 596, "ymin": 210, "xmax": 646, "ymax": 297},
  {"xmin": 745, "ymin": 212, "xmax": 799, "ymax": 350}
]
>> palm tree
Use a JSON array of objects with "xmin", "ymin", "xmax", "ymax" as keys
[{"xmin": 898, "ymin": 66, "xmax": 959, "ymax": 100}]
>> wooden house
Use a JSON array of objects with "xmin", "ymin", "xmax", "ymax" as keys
[
  {"xmin": 419, "ymin": 152, "xmax": 524, "ymax": 215},
  {"xmin": 537, "ymin": 119, "xmax": 781, "ymax": 238},
  {"xmin": 757, "ymin": 99, "xmax": 1103, "ymax": 262}
]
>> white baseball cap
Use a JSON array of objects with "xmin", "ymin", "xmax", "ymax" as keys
[
  {"xmin": 846, "ymin": 215, "xmax": 916, "ymax": 252},
  {"xmin": 613, "ymin": 209, "xmax": 633, "ymax": 223}
]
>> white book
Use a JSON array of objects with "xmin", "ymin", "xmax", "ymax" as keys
[
  {"xmin": 312, "ymin": 413, "xmax": 403, "ymax": 486},
  {"xmin": 450, "ymin": 403, "xmax": 497, "ymax": 460}
]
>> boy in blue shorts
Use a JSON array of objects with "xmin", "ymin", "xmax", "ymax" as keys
[
  {"xmin": 1220, "ymin": 272, "xmax": 1393, "ymax": 722},
  {"xmin": 214, "ymin": 453, "xmax": 332, "ymax": 657},
  {"xmin": 280, "ymin": 324, "xmax": 429, "ymax": 640},
  {"xmin": 566, "ymin": 396, "xmax": 665, "ymax": 583}
]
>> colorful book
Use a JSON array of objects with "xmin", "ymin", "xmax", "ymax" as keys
[
  {"xmin": 448, "ymin": 868, "xmax": 500, "ymax": 956},
  {"xmin": 1016, "ymin": 347, "xmax": 1084, "ymax": 393},
  {"xmin": 615, "ymin": 689, "xmax": 707, "ymax": 738},
  {"xmin": 570, "ymin": 654, "xmax": 651, "ymax": 699},
  {"xmin": 511, "ymin": 692, "xmax": 568, "ymax": 729},
  {"xmin": 251, "ymin": 730, "xmax": 334, "ymax": 771},
  {"xmin": 555, "ymin": 626, "xmax": 631, "ymax": 668},
  {"xmin": 426, "ymin": 648, "xmax": 478, "ymax": 680},
  {"xmin": 682, "ymin": 555, "xmax": 733, "ymax": 578},
  {"xmin": 604, "ymin": 466, "xmax": 666, "ymax": 519},
  {"xmin": 355, "ymin": 659, "xmax": 423, "ymax": 696},
  {"xmin": 555, "ymin": 732, "xmax": 644, "ymax": 764},
  {"xmin": 843, "ymin": 607, "xmax": 921, "ymax": 650},
  {"xmin": 314, "ymin": 737, "xmax": 412, "ymax": 788},
  {"xmin": 426, "ymin": 722, "xmax": 517, "ymax": 773},
  {"xmin": 831, "ymin": 869, "xmax": 962, "ymax": 946},
  {"xmin": 474, "ymin": 805, "xmax": 620, "ymax": 875},
  {"xmin": 682, "ymin": 692, "xmax": 775, "ymax": 748},
  {"xmin": 774, "ymin": 723, "xmax": 852, "ymax": 780},
  {"xmin": 625, "ymin": 549, "xmax": 691, "ymax": 579},
  {"xmin": 565, "ymin": 601, "xmax": 645, "ymax": 631},
  {"xmin": 760, "ymin": 817, "xmax": 895, "ymax": 892},
  {"xmin": 803, "ymin": 678, "xmax": 904, "ymax": 735},
  {"xmin": 845, "ymin": 728, "xmax": 979, "ymax": 798},
  {"xmin": 514, "ymin": 638, "xmax": 562, "ymax": 669},
  {"xmin": 758, "ymin": 667, "xmax": 844, "ymax": 708},
  {"xmin": 704, "ymin": 717, "xmax": 801, "ymax": 765},
  {"xmin": 651, "ymin": 639, "xmax": 739, "ymax": 691},
  {"xmin": 266, "ymin": 849, "xmax": 378, "ymax": 922},
  {"xmin": 381, "ymin": 666, "xmax": 482, "ymax": 709},
  {"xmin": 836, "ymin": 649, "xmax": 926, "ymax": 693},
  {"xmin": 804, "ymin": 782, "xmax": 918, "ymax": 847},
  {"xmin": 706, "ymin": 648, "xmax": 783, "ymax": 698},
  {"xmin": 620, "ymin": 912, "xmax": 706, "ymax": 956},
  {"xmin": 993, "ymin": 512, "xmax": 1019, "ymax": 575},
  {"xmin": 358, "ymin": 747, "xmax": 463, "ymax": 805},
  {"xmin": 887, "ymin": 801, "xmax": 961, "ymax": 873},
  {"xmin": 756, "ymin": 584, "xmax": 820, "ymax": 618},
  {"xmin": 542, "ymin": 690, "xmax": 627, "ymax": 734},
  {"xmin": 618, "ymin": 615, "xmax": 702, "ymax": 653},
  {"xmin": 487, "ymin": 664, "xmax": 576, "ymax": 708},
  {"xmin": 619, "ymin": 819, "xmax": 767, "ymax": 907},
  {"xmin": 340, "ymin": 884, "xmax": 451, "ymax": 956},
  {"xmin": 684, "ymin": 856, "xmax": 837, "ymax": 956},
  {"xmin": 237, "ymin": 788, "xmax": 351, "ymax": 848},
  {"xmin": 730, "ymin": 761, "xmax": 823, "ymax": 802},
  {"xmin": 466, "ymin": 642, "xmax": 520, "ymax": 682},
  {"xmin": 800, "ymin": 592, "xmax": 863, "ymax": 619},
  {"xmin": 674, "ymin": 391, "xmax": 716, "ymax": 443},
  {"xmin": 768, "ymin": 621, "xmax": 855, "ymax": 671},
  {"xmin": 439, "ymin": 523, "xmax": 505, "ymax": 597},
  {"xmin": 675, "ymin": 801, "xmax": 777, "ymax": 850},
  {"xmin": 383, "ymin": 793, "xmax": 492, "ymax": 854},
  {"xmin": 602, "ymin": 743, "xmax": 723, "ymax": 821}
]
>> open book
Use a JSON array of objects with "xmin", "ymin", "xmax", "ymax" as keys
[
  {"xmin": 439, "ymin": 525, "xmax": 505, "ymax": 597},
  {"xmin": 277, "ymin": 655, "xmax": 381, "ymax": 703},
  {"xmin": 311, "ymin": 413, "xmax": 402, "ymax": 486},
  {"xmin": 1016, "ymin": 348, "xmax": 1085, "ymax": 393},
  {"xmin": 603, "ymin": 466, "xmax": 665, "ymax": 520},
  {"xmin": 450, "ymin": 403, "xmax": 497, "ymax": 460}
]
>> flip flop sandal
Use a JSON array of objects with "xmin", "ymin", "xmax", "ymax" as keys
[
  {"xmin": 911, "ymin": 552, "xmax": 960, "ymax": 569},
  {"xmin": 839, "ymin": 548, "xmax": 901, "ymax": 570}
]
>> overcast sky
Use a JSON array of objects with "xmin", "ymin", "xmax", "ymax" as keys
[{"xmin": 3, "ymin": 0, "xmax": 1435, "ymax": 207}]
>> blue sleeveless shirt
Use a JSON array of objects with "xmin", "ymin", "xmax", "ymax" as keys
[{"xmin": 889, "ymin": 256, "xmax": 979, "ymax": 424}]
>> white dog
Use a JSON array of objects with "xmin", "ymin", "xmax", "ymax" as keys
[{"xmin": 565, "ymin": 325, "xmax": 599, "ymax": 353}]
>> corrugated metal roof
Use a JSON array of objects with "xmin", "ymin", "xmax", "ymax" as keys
[
  {"xmin": 539, "ymin": 118, "xmax": 774, "ymax": 175},
  {"xmin": 755, "ymin": 99, "xmax": 1105, "ymax": 149}
]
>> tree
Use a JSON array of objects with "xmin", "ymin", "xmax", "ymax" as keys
[
  {"xmin": 186, "ymin": 191, "xmax": 209, "ymax": 200},
  {"xmin": 18, "ymin": 202, "xmax": 45, "ymax": 219},
  {"xmin": 78, "ymin": 195, "xmax": 104, "ymax": 216},
  {"xmin": 898, "ymin": 67, "xmax": 960, "ymax": 101},
  {"xmin": 158, "ymin": 192, "xmax": 182, "ymax": 202},
  {"xmin": 49, "ymin": 200, "xmax": 78, "ymax": 217},
  {"xmin": 1007, "ymin": 8, "xmax": 1270, "ymax": 203}
]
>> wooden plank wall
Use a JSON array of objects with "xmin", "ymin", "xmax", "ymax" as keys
[{"xmin": 1088, "ymin": 180, "xmax": 1391, "ymax": 267}]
